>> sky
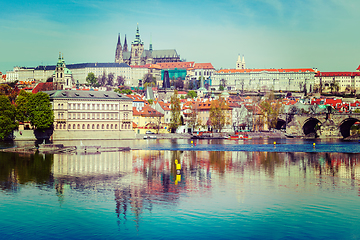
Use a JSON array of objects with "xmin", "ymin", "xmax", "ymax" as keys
[{"xmin": 1, "ymin": 0, "xmax": 360, "ymax": 74}]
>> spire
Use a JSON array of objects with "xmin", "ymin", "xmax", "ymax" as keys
[
  {"xmin": 124, "ymin": 34, "xmax": 128, "ymax": 52},
  {"xmin": 117, "ymin": 33, "xmax": 121, "ymax": 45},
  {"xmin": 132, "ymin": 23, "xmax": 143, "ymax": 45},
  {"xmin": 115, "ymin": 34, "xmax": 123, "ymax": 63}
]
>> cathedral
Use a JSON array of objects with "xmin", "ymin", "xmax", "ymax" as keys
[{"xmin": 115, "ymin": 24, "xmax": 181, "ymax": 66}]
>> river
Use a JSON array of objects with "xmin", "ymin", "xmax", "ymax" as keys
[{"xmin": 0, "ymin": 139, "xmax": 360, "ymax": 239}]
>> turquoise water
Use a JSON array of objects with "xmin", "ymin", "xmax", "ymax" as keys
[{"xmin": 1, "ymin": 140, "xmax": 360, "ymax": 239}]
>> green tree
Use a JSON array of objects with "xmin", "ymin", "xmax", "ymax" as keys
[
  {"xmin": 209, "ymin": 97, "xmax": 230, "ymax": 132},
  {"xmin": 186, "ymin": 90, "xmax": 197, "ymax": 99},
  {"xmin": 114, "ymin": 88, "xmax": 132, "ymax": 95},
  {"xmin": 86, "ymin": 72, "xmax": 98, "ymax": 87},
  {"xmin": 170, "ymin": 90, "xmax": 181, "ymax": 133},
  {"xmin": 15, "ymin": 90, "xmax": 32, "ymax": 123},
  {"xmin": 27, "ymin": 92, "xmax": 54, "ymax": 131},
  {"xmin": 258, "ymin": 93, "xmax": 283, "ymax": 130},
  {"xmin": 219, "ymin": 78, "xmax": 227, "ymax": 91},
  {"xmin": 0, "ymin": 95, "xmax": 18, "ymax": 140}
]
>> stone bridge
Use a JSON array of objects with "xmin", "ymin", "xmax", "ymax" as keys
[{"xmin": 277, "ymin": 113, "xmax": 360, "ymax": 139}]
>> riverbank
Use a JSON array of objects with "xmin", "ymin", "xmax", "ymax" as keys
[{"xmin": 136, "ymin": 131, "xmax": 286, "ymax": 139}]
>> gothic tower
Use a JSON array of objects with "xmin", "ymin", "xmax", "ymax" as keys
[
  {"xmin": 115, "ymin": 34, "xmax": 123, "ymax": 63},
  {"xmin": 130, "ymin": 24, "xmax": 144, "ymax": 66},
  {"xmin": 123, "ymin": 34, "xmax": 128, "ymax": 52}
]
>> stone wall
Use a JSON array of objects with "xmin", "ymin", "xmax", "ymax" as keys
[{"xmin": 52, "ymin": 130, "xmax": 135, "ymax": 140}]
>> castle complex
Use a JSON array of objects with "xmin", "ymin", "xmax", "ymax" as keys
[{"xmin": 115, "ymin": 24, "xmax": 181, "ymax": 66}]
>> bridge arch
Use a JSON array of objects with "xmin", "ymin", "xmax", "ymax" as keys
[
  {"xmin": 275, "ymin": 118, "xmax": 286, "ymax": 130},
  {"xmin": 339, "ymin": 117, "xmax": 360, "ymax": 138},
  {"xmin": 303, "ymin": 117, "xmax": 321, "ymax": 137}
]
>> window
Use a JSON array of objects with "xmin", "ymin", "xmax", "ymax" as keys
[
  {"xmin": 77, "ymin": 124, "xmax": 80, "ymax": 129},
  {"xmin": 87, "ymin": 124, "xmax": 90, "ymax": 129},
  {"xmin": 97, "ymin": 124, "xmax": 99, "ymax": 129},
  {"xmin": 111, "ymin": 124, "xmax": 113, "ymax": 129},
  {"xmin": 92, "ymin": 124, "xmax": 95, "ymax": 129},
  {"xmin": 102, "ymin": 124, "xmax": 104, "ymax": 129},
  {"xmin": 115, "ymin": 124, "xmax": 117, "ymax": 129},
  {"xmin": 82, "ymin": 124, "xmax": 85, "ymax": 129},
  {"xmin": 68, "ymin": 124, "xmax": 71, "ymax": 129},
  {"xmin": 106, "ymin": 124, "xmax": 109, "ymax": 129},
  {"xmin": 73, "ymin": 124, "xmax": 76, "ymax": 129}
]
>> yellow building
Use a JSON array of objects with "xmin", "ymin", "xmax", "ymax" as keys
[
  {"xmin": 48, "ymin": 90, "xmax": 134, "ymax": 140},
  {"xmin": 132, "ymin": 105, "xmax": 167, "ymax": 134}
]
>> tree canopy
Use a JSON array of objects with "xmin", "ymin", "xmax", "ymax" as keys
[
  {"xmin": 143, "ymin": 73, "xmax": 156, "ymax": 88},
  {"xmin": 27, "ymin": 92, "xmax": 54, "ymax": 131},
  {"xmin": 170, "ymin": 90, "xmax": 181, "ymax": 133},
  {"xmin": 15, "ymin": 90, "xmax": 32, "ymax": 123},
  {"xmin": 0, "ymin": 95, "xmax": 18, "ymax": 140},
  {"xmin": 186, "ymin": 90, "xmax": 197, "ymax": 99},
  {"xmin": 86, "ymin": 72, "xmax": 98, "ymax": 87},
  {"xmin": 257, "ymin": 92, "xmax": 283, "ymax": 130},
  {"xmin": 209, "ymin": 97, "xmax": 230, "ymax": 132}
]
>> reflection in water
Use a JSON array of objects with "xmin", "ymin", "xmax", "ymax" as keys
[{"xmin": 1, "ymin": 149, "xmax": 360, "ymax": 234}]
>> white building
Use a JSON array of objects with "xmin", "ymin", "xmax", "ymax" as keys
[
  {"xmin": 314, "ymin": 71, "xmax": 360, "ymax": 93},
  {"xmin": 6, "ymin": 61, "xmax": 133, "ymax": 86},
  {"xmin": 212, "ymin": 68, "xmax": 316, "ymax": 92}
]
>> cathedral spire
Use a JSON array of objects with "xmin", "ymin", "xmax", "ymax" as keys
[
  {"xmin": 117, "ymin": 33, "xmax": 121, "ymax": 45},
  {"xmin": 115, "ymin": 33, "xmax": 123, "ymax": 63},
  {"xmin": 124, "ymin": 34, "xmax": 128, "ymax": 52}
]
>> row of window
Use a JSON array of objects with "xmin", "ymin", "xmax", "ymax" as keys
[
  {"xmin": 57, "ymin": 103, "xmax": 130, "ymax": 110},
  {"xmin": 195, "ymin": 71, "xmax": 212, "ymax": 76},
  {"xmin": 55, "ymin": 123, "xmax": 131, "ymax": 130},
  {"xmin": 57, "ymin": 112, "xmax": 130, "ymax": 120}
]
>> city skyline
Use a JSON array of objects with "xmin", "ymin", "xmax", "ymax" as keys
[{"xmin": 1, "ymin": 0, "xmax": 360, "ymax": 73}]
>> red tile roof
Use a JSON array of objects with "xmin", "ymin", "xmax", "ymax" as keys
[
  {"xmin": 193, "ymin": 63, "xmax": 214, "ymax": 69},
  {"xmin": 157, "ymin": 62, "xmax": 195, "ymax": 69},
  {"xmin": 133, "ymin": 105, "xmax": 164, "ymax": 117},
  {"xmin": 157, "ymin": 101, "xmax": 171, "ymax": 111},
  {"xmin": 315, "ymin": 72, "xmax": 360, "ymax": 77},
  {"xmin": 32, "ymin": 82, "xmax": 54, "ymax": 94},
  {"xmin": 357, "ymin": 65, "xmax": 360, "ymax": 71},
  {"xmin": 217, "ymin": 68, "xmax": 316, "ymax": 74}
]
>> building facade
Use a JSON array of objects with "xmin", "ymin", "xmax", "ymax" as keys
[
  {"xmin": 212, "ymin": 68, "xmax": 316, "ymax": 92},
  {"xmin": 314, "ymin": 71, "xmax": 360, "ymax": 93},
  {"xmin": 48, "ymin": 90, "xmax": 134, "ymax": 140}
]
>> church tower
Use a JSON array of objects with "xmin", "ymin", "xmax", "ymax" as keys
[
  {"xmin": 115, "ymin": 34, "xmax": 123, "ymax": 63},
  {"xmin": 130, "ymin": 24, "xmax": 144, "ymax": 66},
  {"xmin": 123, "ymin": 34, "xmax": 128, "ymax": 52},
  {"xmin": 236, "ymin": 54, "xmax": 246, "ymax": 69},
  {"xmin": 54, "ymin": 53, "xmax": 72, "ymax": 90}
]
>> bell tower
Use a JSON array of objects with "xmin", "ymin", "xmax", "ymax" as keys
[{"xmin": 130, "ymin": 23, "xmax": 144, "ymax": 65}]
